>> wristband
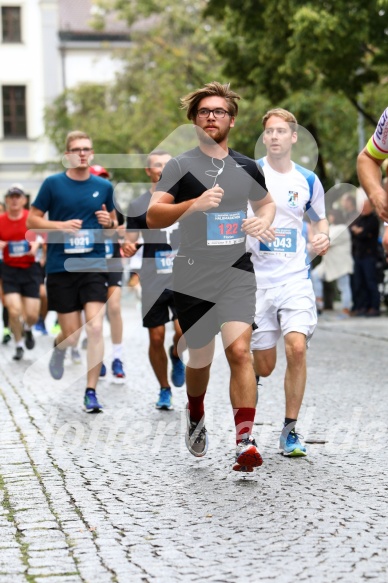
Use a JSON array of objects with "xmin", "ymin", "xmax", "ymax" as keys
[{"xmin": 319, "ymin": 232, "xmax": 330, "ymax": 243}]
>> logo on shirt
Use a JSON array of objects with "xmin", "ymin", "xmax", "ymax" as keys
[
  {"xmin": 288, "ymin": 191, "xmax": 298, "ymax": 208},
  {"xmin": 235, "ymin": 163, "xmax": 246, "ymax": 168},
  {"xmin": 92, "ymin": 191, "xmax": 100, "ymax": 198}
]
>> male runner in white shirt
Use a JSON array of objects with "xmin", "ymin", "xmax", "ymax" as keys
[{"xmin": 248, "ymin": 108, "xmax": 329, "ymax": 456}]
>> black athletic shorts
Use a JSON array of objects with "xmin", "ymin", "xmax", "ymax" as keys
[
  {"xmin": 142, "ymin": 288, "xmax": 178, "ymax": 328},
  {"xmin": 106, "ymin": 257, "xmax": 123, "ymax": 288},
  {"xmin": 173, "ymin": 252, "xmax": 256, "ymax": 349},
  {"xmin": 46, "ymin": 271, "xmax": 108, "ymax": 313},
  {"xmin": 36, "ymin": 262, "xmax": 46, "ymax": 285},
  {"xmin": 2, "ymin": 263, "xmax": 41, "ymax": 299}
]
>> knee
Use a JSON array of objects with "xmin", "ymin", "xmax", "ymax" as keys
[
  {"xmin": 108, "ymin": 301, "xmax": 121, "ymax": 319},
  {"xmin": 285, "ymin": 340, "xmax": 306, "ymax": 364},
  {"xmin": 228, "ymin": 343, "xmax": 251, "ymax": 367},
  {"xmin": 86, "ymin": 321, "xmax": 103, "ymax": 343},
  {"xmin": 149, "ymin": 331, "xmax": 164, "ymax": 350},
  {"xmin": 257, "ymin": 361, "xmax": 275, "ymax": 378},
  {"xmin": 7, "ymin": 305, "xmax": 21, "ymax": 319}
]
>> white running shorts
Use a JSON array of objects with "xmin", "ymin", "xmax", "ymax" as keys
[{"xmin": 251, "ymin": 278, "xmax": 317, "ymax": 350}]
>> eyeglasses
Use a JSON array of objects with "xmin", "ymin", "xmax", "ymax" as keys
[
  {"xmin": 68, "ymin": 147, "xmax": 93, "ymax": 154},
  {"xmin": 196, "ymin": 108, "xmax": 231, "ymax": 119}
]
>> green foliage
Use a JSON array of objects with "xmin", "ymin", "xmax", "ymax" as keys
[
  {"xmin": 45, "ymin": 0, "xmax": 388, "ymax": 187},
  {"xmin": 204, "ymin": 0, "xmax": 388, "ymax": 184}
]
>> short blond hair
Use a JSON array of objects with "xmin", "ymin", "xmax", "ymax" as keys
[
  {"xmin": 262, "ymin": 108, "xmax": 298, "ymax": 132},
  {"xmin": 65, "ymin": 131, "xmax": 92, "ymax": 152},
  {"xmin": 180, "ymin": 81, "xmax": 241, "ymax": 121}
]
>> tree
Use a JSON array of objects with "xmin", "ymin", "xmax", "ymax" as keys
[
  {"xmin": 204, "ymin": 0, "xmax": 388, "ymax": 187},
  {"xmin": 45, "ymin": 0, "xmax": 225, "ymax": 184}
]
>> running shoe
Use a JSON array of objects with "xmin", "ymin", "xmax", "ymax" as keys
[
  {"xmin": 185, "ymin": 405, "xmax": 208, "ymax": 457},
  {"xmin": 49, "ymin": 344, "xmax": 66, "ymax": 380},
  {"xmin": 13, "ymin": 346, "xmax": 24, "ymax": 361},
  {"xmin": 155, "ymin": 387, "xmax": 173, "ymax": 410},
  {"xmin": 112, "ymin": 358, "xmax": 125, "ymax": 381},
  {"xmin": 34, "ymin": 317, "xmax": 48, "ymax": 335},
  {"xmin": 279, "ymin": 427, "xmax": 307, "ymax": 457},
  {"xmin": 24, "ymin": 329, "xmax": 35, "ymax": 350},
  {"xmin": 169, "ymin": 345, "xmax": 185, "ymax": 387},
  {"xmin": 99, "ymin": 362, "xmax": 107, "ymax": 378},
  {"xmin": 2, "ymin": 327, "xmax": 11, "ymax": 344},
  {"xmin": 51, "ymin": 322, "xmax": 61, "ymax": 335},
  {"xmin": 84, "ymin": 389, "xmax": 103, "ymax": 413},
  {"xmin": 71, "ymin": 347, "xmax": 82, "ymax": 364},
  {"xmin": 233, "ymin": 435, "xmax": 263, "ymax": 472}
]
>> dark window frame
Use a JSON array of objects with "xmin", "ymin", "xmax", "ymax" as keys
[
  {"xmin": 1, "ymin": 6, "xmax": 22, "ymax": 43},
  {"xmin": 2, "ymin": 85, "xmax": 27, "ymax": 138}
]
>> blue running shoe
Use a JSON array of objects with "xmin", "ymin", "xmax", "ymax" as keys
[
  {"xmin": 112, "ymin": 358, "xmax": 125, "ymax": 382},
  {"xmin": 169, "ymin": 345, "xmax": 185, "ymax": 387},
  {"xmin": 155, "ymin": 387, "xmax": 173, "ymax": 410},
  {"xmin": 279, "ymin": 426, "xmax": 307, "ymax": 457},
  {"xmin": 84, "ymin": 389, "xmax": 103, "ymax": 413},
  {"xmin": 99, "ymin": 362, "xmax": 107, "ymax": 378},
  {"xmin": 49, "ymin": 344, "xmax": 66, "ymax": 380},
  {"xmin": 34, "ymin": 317, "xmax": 48, "ymax": 335}
]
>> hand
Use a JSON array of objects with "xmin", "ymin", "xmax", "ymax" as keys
[
  {"xmin": 369, "ymin": 188, "xmax": 388, "ymax": 223},
  {"xmin": 28, "ymin": 240, "xmax": 40, "ymax": 257},
  {"xmin": 95, "ymin": 204, "xmax": 112, "ymax": 227},
  {"xmin": 121, "ymin": 241, "xmax": 140, "ymax": 257},
  {"xmin": 242, "ymin": 217, "xmax": 276, "ymax": 242},
  {"xmin": 61, "ymin": 219, "xmax": 83, "ymax": 233},
  {"xmin": 192, "ymin": 185, "xmax": 224, "ymax": 212},
  {"xmin": 311, "ymin": 233, "xmax": 330, "ymax": 256}
]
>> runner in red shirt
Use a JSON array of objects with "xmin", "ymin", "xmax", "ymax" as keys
[{"xmin": 0, "ymin": 184, "xmax": 40, "ymax": 360}]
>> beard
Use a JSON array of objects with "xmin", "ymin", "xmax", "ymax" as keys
[{"xmin": 196, "ymin": 125, "xmax": 229, "ymax": 146}]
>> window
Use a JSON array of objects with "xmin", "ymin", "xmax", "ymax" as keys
[
  {"xmin": 1, "ymin": 6, "xmax": 21, "ymax": 43},
  {"xmin": 2, "ymin": 86, "xmax": 27, "ymax": 137}
]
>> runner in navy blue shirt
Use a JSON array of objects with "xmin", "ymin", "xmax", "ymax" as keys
[{"xmin": 28, "ymin": 131, "xmax": 117, "ymax": 413}]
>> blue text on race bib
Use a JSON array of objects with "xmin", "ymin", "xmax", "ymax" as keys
[
  {"xmin": 64, "ymin": 230, "xmax": 95, "ymax": 254},
  {"xmin": 259, "ymin": 228, "xmax": 297, "ymax": 255}
]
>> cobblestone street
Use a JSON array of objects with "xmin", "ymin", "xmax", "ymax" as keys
[{"xmin": 0, "ymin": 291, "xmax": 387, "ymax": 583}]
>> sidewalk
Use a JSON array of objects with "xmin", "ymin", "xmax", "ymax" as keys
[{"xmin": 0, "ymin": 290, "xmax": 387, "ymax": 582}]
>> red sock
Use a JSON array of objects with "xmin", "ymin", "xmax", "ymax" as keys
[
  {"xmin": 234, "ymin": 408, "xmax": 256, "ymax": 444},
  {"xmin": 187, "ymin": 392, "xmax": 206, "ymax": 422}
]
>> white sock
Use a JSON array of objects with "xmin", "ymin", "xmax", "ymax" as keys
[
  {"xmin": 112, "ymin": 344, "xmax": 123, "ymax": 360},
  {"xmin": 16, "ymin": 340, "xmax": 23, "ymax": 348}
]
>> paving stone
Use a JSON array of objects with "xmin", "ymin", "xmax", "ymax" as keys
[{"xmin": 0, "ymin": 299, "xmax": 388, "ymax": 582}]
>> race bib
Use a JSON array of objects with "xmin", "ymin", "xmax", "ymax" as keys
[
  {"xmin": 259, "ymin": 228, "xmax": 297, "ymax": 255},
  {"xmin": 105, "ymin": 238, "xmax": 114, "ymax": 259},
  {"xmin": 155, "ymin": 249, "xmax": 177, "ymax": 274},
  {"xmin": 64, "ymin": 230, "xmax": 94, "ymax": 254},
  {"xmin": 206, "ymin": 210, "xmax": 245, "ymax": 246},
  {"xmin": 8, "ymin": 240, "xmax": 30, "ymax": 257}
]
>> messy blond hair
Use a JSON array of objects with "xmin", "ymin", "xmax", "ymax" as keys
[
  {"xmin": 262, "ymin": 108, "xmax": 298, "ymax": 132},
  {"xmin": 65, "ymin": 131, "xmax": 92, "ymax": 152},
  {"xmin": 180, "ymin": 81, "xmax": 241, "ymax": 121}
]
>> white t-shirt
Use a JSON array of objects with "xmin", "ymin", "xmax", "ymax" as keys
[{"xmin": 248, "ymin": 157, "xmax": 326, "ymax": 288}]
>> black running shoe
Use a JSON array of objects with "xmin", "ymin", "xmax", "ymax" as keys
[
  {"xmin": 13, "ymin": 347, "xmax": 24, "ymax": 361},
  {"xmin": 24, "ymin": 329, "xmax": 35, "ymax": 350}
]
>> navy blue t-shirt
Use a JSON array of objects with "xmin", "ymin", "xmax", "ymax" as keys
[{"xmin": 32, "ymin": 172, "xmax": 114, "ymax": 274}]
